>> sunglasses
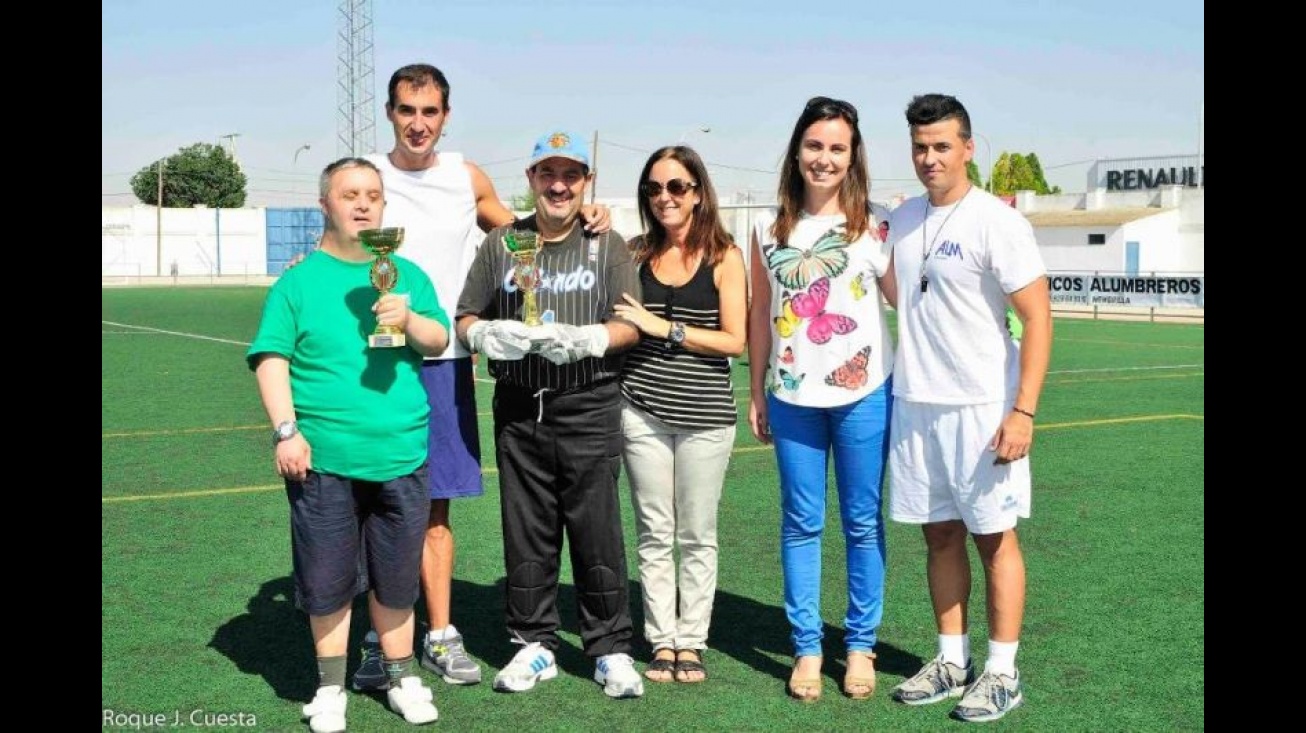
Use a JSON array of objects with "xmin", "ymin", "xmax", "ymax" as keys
[
  {"xmin": 805, "ymin": 96, "xmax": 858, "ymax": 122},
  {"xmin": 641, "ymin": 178, "xmax": 698, "ymax": 198}
]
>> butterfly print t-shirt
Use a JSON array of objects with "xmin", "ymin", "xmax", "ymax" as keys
[{"xmin": 754, "ymin": 208, "xmax": 894, "ymax": 408}]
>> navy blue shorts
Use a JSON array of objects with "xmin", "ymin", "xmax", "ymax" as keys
[
  {"xmin": 285, "ymin": 466, "xmax": 430, "ymax": 616},
  {"xmin": 421, "ymin": 358, "xmax": 484, "ymax": 500}
]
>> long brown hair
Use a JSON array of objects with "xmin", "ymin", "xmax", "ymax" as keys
[
  {"xmin": 632, "ymin": 146, "xmax": 734, "ymax": 266},
  {"xmin": 772, "ymin": 96, "xmax": 871, "ymax": 245}
]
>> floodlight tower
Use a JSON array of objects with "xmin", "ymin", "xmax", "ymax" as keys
[{"xmin": 337, "ymin": 0, "xmax": 377, "ymax": 157}]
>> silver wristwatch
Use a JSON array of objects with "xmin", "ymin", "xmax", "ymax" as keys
[
  {"xmin": 273, "ymin": 420, "xmax": 299, "ymax": 446},
  {"xmin": 668, "ymin": 321, "xmax": 686, "ymax": 346}
]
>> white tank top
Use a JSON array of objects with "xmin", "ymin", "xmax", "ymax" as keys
[{"xmin": 366, "ymin": 152, "xmax": 481, "ymax": 359}]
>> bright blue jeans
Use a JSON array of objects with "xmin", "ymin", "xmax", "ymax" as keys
[{"xmin": 768, "ymin": 378, "xmax": 892, "ymax": 657}]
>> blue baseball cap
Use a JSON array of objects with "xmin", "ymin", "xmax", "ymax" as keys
[{"xmin": 528, "ymin": 130, "xmax": 590, "ymax": 169}]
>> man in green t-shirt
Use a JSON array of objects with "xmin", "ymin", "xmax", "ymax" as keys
[{"xmin": 247, "ymin": 157, "xmax": 450, "ymax": 732}]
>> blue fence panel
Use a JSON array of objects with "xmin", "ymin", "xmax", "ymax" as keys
[{"xmin": 265, "ymin": 208, "xmax": 324, "ymax": 275}]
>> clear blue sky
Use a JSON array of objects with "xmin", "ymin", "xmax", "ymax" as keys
[{"xmin": 102, "ymin": 0, "xmax": 1204, "ymax": 208}]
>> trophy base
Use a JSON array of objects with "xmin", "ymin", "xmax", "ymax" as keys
[{"xmin": 369, "ymin": 332, "xmax": 407, "ymax": 348}]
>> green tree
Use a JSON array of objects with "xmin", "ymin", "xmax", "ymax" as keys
[
  {"xmin": 966, "ymin": 160, "xmax": 984, "ymax": 190},
  {"xmin": 1009, "ymin": 154, "xmax": 1037, "ymax": 193},
  {"xmin": 990, "ymin": 152, "xmax": 1016, "ymax": 195},
  {"xmin": 988, "ymin": 152, "xmax": 1059, "ymax": 196},
  {"xmin": 1025, "ymin": 153, "xmax": 1060, "ymax": 194},
  {"xmin": 130, "ymin": 143, "xmax": 247, "ymax": 207}
]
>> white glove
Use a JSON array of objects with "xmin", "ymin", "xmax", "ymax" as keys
[
  {"xmin": 522, "ymin": 323, "xmax": 563, "ymax": 354},
  {"xmin": 537, "ymin": 323, "xmax": 610, "ymax": 365},
  {"xmin": 466, "ymin": 320, "xmax": 533, "ymax": 361}
]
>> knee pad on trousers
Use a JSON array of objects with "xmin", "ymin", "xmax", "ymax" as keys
[
  {"xmin": 507, "ymin": 561, "xmax": 547, "ymax": 618},
  {"xmin": 580, "ymin": 564, "xmax": 623, "ymax": 619}
]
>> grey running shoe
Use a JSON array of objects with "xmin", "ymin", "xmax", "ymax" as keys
[
  {"xmin": 351, "ymin": 630, "xmax": 390, "ymax": 692},
  {"xmin": 951, "ymin": 669, "xmax": 1024, "ymax": 723},
  {"xmin": 421, "ymin": 626, "xmax": 483, "ymax": 685},
  {"xmin": 891, "ymin": 654, "xmax": 973, "ymax": 706}
]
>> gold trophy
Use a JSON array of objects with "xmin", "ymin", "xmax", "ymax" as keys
[
  {"xmin": 360, "ymin": 227, "xmax": 407, "ymax": 348},
  {"xmin": 503, "ymin": 229, "xmax": 543, "ymax": 326}
]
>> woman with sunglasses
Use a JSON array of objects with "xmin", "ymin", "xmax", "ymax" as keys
[
  {"xmin": 613, "ymin": 146, "xmax": 747, "ymax": 685},
  {"xmin": 746, "ymin": 97, "xmax": 896, "ymax": 702}
]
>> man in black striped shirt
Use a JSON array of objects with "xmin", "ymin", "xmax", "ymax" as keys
[{"xmin": 454, "ymin": 130, "xmax": 644, "ymax": 699}]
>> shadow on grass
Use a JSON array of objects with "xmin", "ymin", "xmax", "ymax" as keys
[
  {"xmin": 208, "ymin": 576, "xmax": 314, "ymax": 702},
  {"xmin": 208, "ymin": 577, "xmax": 395, "ymax": 702},
  {"xmin": 210, "ymin": 573, "xmax": 922, "ymax": 701},
  {"xmin": 678, "ymin": 585, "xmax": 923, "ymax": 688},
  {"xmin": 443, "ymin": 576, "xmax": 923, "ymax": 687}
]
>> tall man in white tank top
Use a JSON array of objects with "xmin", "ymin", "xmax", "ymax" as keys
[{"xmin": 352, "ymin": 63, "xmax": 610, "ymax": 691}]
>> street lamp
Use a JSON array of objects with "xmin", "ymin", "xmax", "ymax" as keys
[
  {"xmin": 293, "ymin": 144, "xmax": 313, "ymax": 201},
  {"xmin": 219, "ymin": 133, "xmax": 242, "ymax": 165},
  {"xmin": 973, "ymin": 132, "xmax": 992, "ymax": 192}
]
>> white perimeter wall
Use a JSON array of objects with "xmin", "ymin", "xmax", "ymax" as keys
[
  {"xmin": 102, "ymin": 205, "xmax": 267, "ymax": 278},
  {"xmin": 104, "ymin": 187, "xmax": 1203, "ymax": 281}
]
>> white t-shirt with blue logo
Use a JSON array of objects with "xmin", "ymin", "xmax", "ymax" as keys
[{"xmin": 889, "ymin": 188, "xmax": 1045, "ymax": 405}]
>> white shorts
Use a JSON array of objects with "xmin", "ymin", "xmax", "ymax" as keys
[{"xmin": 888, "ymin": 400, "xmax": 1031, "ymax": 534}]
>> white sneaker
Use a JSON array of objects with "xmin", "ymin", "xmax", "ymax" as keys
[
  {"xmin": 386, "ymin": 676, "xmax": 438, "ymax": 725},
  {"xmin": 492, "ymin": 642, "xmax": 558, "ymax": 692},
  {"xmin": 594, "ymin": 653, "xmax": 644, "ymax": 699},
  {"xmin": 301, "ymin": 685, "xmax": 347, "ymax": 733}
]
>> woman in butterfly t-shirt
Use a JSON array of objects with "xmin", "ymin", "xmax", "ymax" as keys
[{"xmin": 746, "ymin": 96, "xmax": 896, "ymax": 703}]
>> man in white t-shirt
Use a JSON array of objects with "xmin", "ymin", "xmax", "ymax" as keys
[
  {"xmin": 884, "ymin": 94, "xmax": 1051, "ymax": 724},
  {"xmin": 352, "ymin": 63, "xmax": 610, "ymax": 691}
]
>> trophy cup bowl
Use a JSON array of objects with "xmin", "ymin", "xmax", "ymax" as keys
[
  {"xmin": 360, "ymin": 227, "xmax": 407, "ymax": 348},
  {"xmin": 503, "ymin": 229, "xmax": 544, "ymax": 327}
]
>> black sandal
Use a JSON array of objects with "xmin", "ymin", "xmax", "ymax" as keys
[
  {"xmin": 645, "ymin": 653, "xmax": 677, "ymax": 682},
  {"xmin": 674, "ymin": 649, "xmax": 708, "ymax": 683}
]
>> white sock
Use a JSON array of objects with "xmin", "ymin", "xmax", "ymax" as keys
[
  {"xmin": 939, "ymin": 634, "xmax": 970, "ymax": 667},
  {"xmin": 429, "ymin": 625, "xmax": 455, "ymax": 642},
  {"xmin": 985, "ymin": 640, "xmax": 1019, "ymax": 677}
]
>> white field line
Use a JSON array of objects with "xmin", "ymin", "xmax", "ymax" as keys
[{"xmin": 102, "ymin": 321, "xmax": 250, "ymax": 347}]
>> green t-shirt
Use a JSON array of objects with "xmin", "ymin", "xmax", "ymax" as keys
[{"xmin": 246, "ymin": 249, "xmax": 449, "ymax": 481}]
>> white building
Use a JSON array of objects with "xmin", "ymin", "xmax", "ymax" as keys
[{"xmin": 1018, "ymin": 185, "xmax": 1203, "ymax": 275}]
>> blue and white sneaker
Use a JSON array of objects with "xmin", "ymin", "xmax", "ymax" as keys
[
  {"xmin": 594, "ymin": 653, "xmax": 644, "ymax": 699},
  {"xmin": 492, "ymin": 641, "xmax": 557, "ymax": 693},
  {"xmin": 951, "ymin": 668, "xmax": 1024, "ymax": 723}
]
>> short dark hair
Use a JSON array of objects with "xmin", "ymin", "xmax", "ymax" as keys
[
  {"xmin": 319, "ymin": 157, "xmax": 381, "ymax": 197},
  {"xmin": 387, "ymin": 64, "xmax": 451, "ymax": 109},
  {"xmin": 905, "ymin": 94, "xmax": 972, "ymax": 140}
]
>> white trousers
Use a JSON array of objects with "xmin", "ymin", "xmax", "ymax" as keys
[{"xmin": 620, "ymin": 402, "xmax": 736, "ymax": 651}]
